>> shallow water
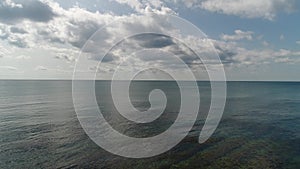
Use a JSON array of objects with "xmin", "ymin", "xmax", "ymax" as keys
[{"xmin": 0, "ymin": 81, "xmax": 299, "ymax": 168}]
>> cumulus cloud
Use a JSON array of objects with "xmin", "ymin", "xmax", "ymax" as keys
[
  {"xmin": 214, "ymin": 45, "xmax": 237, "ymax": 64},
  {"xmin": 1, "ymin": 0, "xmax": 183, "ymax": 69},
  {"xmin": 0, "ymin": 3, "xmax": 178, "ymax": 73},
  {"xmin": 0, "ymin": 1, "xmax": 113, "ymax": 48},
  {"xmin": 97, "ymin": 31, "xmax": 212, "ymax": 71},
  {"xmin": 221, "ymin": 30, "xmax": 254, "ymax": 41},
  {"xmin": 0, "ymin": 0, "xmax": 57, "ymax": 24},
  {"xmin": 0, "ymin": 0, "xmax": 299, "ymax": 77},
  {"xmin": 0, "ymin": 21, "xmax": 35, "ymax": 48},
  {"xmin": 7, "ymin": 35, "xmax": 28, "ymax": 48}
]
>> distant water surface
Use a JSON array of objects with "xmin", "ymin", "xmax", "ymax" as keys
[{"xmin": 0, "ymin": 81, "xmax": 299, "ymax": 168}]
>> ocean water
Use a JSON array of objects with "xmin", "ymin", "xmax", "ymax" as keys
[{"xmin": 0, "ymin": 80, "xmax": 299, "ymax": 168}]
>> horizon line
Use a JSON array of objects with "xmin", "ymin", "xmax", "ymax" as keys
[{"xmin": 1, "ymin": 79, "xmax": 300, "ymax": 82}]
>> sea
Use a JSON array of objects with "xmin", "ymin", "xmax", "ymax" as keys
[{"xmin": 0, "ymin": 80, "xmax": 299, "ymax": 168}]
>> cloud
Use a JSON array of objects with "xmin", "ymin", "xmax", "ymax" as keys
[
  {"xmin": 10, "ymin": 27, "xmax": 27, "ymax": 34},
  {"xmin": 214, "ymin": 45, "xmax": 237, "ymax": 64},
  {"xmin": 0, "ymin": 43, "xmax": 13, "ymax": 59},
  {"xmin": 0, "ymin": 23, "xmax": 9, "ymax": 39},
  {"xmin": 203, "ymin": 0, "xmax": 296, "ymax": 20},
  {"xmin": 175, "ymin": 0, "xmax": 296, "ymax": 20},
  {"xmin": 35, "ymin": 65, "xmax": 48, "ymax": 71},
  {"xmin": 0, "ymin": 0, "xmax": 177, "ymax": 51},
  {"xmin": 1, "ymin": 0, "xmax": 299, "ymax": 75},
  {"xmin": 0, "ymin": 1, "xmax": 113, "ymax": 48},
  {"xmin": 54, "ymin": 53, "xmax": 75, "ymax": 62},
  {"xmin": 66, "ymin": 18, "xmax": 106, "ymax": 48},
  {"xmin": 133, "ymin": 33, "xmax": 175, "ymax": 48},
  {"xmin": 296, "ymin": 41, "xmax": 300, "ymax": 45},
  {"xmin": 0, "ymin": 20, "xmax": 34, "ymax": 48},
  {"xmin": 0, "ymin": 66, "xmax": 18, "ymax": 70},
  {"xmin": 262, "ymin": 41, "xmax": 269, "ymax": 47},
  {"xmin": 280, "ymin": 34, "xmax": 285, "ymax": 41},
  {"xmin": 0, "ymin": 44, "xmax": 8, "ymax": 57},
  {"xmin": 220, "ymin": 30, "xmax": 254, "ymax": 41},
  {"xmin": 213, "ymin": 39, "xmax": 300, "ymax": 65},
  {"xmin": 114, "ymin": 0, "xmax": 175, "ymax": 14},
  {"xmin": 274, "ymin": 57, "xmax": 293, "ymax": 63},
  {"xmin": 98, "ymin": 33, "xmax": 210, "ymax": 73},
  {"xmin": 0, "ymin": 0, "xmax": 57, "ymax": 24},
  {"xmin": 7, "ymin": 36, "xmax": 28, "ymax": 48}
]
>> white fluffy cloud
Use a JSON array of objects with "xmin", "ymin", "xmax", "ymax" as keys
[
  {"xmin": 1, "ymin": 0, "xmax": 299, "ymax": 67},
  {"xmin": 0, "ymin": 0, "xmax": 177, "ymax": 53}
]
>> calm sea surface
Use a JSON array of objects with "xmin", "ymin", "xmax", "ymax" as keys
[{"xmin": 0, "ymin": 81, "xmax": 299, "ymax": 168}]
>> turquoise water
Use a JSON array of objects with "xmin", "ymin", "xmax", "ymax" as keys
[{"xmin": 0, "ymin": 81, "xmax": 299, "ymax": 168}]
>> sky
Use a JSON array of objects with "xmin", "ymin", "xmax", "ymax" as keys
[{"xmin": 0, "ymin": 0, "xmax": 300, "ymax": 81}]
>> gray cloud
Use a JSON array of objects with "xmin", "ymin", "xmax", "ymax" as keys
[
  {"xmin": 54, "ymin": 54, "xmax": 75, "ymax": 62},
  {"xmin": 8, "ymin": 37, "xmax": 28, "ymax": 48},
  {"xmin": 0, "ymin": 0, "xmax": 57, "ymax": 24},
  {"xmin": 67, "ymin": 20, "xmax": 102, "ymax": 48},
  {"xmin": 0, "ymin": 24, "xmax": 30, "ymax": 48},
  {"xmin": 0, "ymin": 24, "xmax": 9, "ymax": 39},
  {"xmin": 126, "ymin": 34, "xmax": 203, "ymax": 68},
  {"xmin": 10, "ymin": 27, "xmax": 27, "ymax": 34},
  {"xmin": 133, "ymin": 33, "xmax": 175, "ymax": 48},
  {"xmin": 84, "ymin": 52, "xmax": 116, "ymax": 63},
  {"xmin": 214, "ymin": 45, "xmax": 237, "ymax": 64},
  {"xmin": 102, "ymin": 53, "xmax": 116, "ymax": 62},
  {"xmin": 104, "ymin": 33, "xmax": 203, "ymax": 69}
]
